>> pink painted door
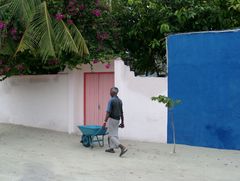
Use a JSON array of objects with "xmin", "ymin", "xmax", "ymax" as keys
[
  {"xmin": 84, "ymin": 74, "xmax": 99, "ymax": 125},
  {"xmin": 84, "ymin": 73, "xmax": 114, "ymax": 125},
  {"xmin": 98, "ymin": 73, "xmax": 114, "ymax": 122}
]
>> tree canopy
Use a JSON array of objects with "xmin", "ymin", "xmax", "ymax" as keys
[{"xmin": 112, "ymin": 0, "xmax": 240, "ymax": 76}]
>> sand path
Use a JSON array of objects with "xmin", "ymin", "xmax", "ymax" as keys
[{"xmin": 0, "ymin": 123, "xmax": 239, "ymax": 181}]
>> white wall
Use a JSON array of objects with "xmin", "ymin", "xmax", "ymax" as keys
[
  {"xmin": 0, "ymin": 74, "xmax": 69, "ymax": 132},
  {"xmin": 0, "ymin": 62, "xmax": 114, "ymax": 133},
  {"xmin": 115, "ymin": 59, "xmax": 168, "ymax": 143},
  {"xmin": 0, "ymin": 60, "xmax": 168, "ymax": 143}
]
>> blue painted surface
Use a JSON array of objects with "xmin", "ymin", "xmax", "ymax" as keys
[
  {"xmin": 78, "ymin": 125, "xmax": 107, "ymax": 136},
  {"xmin": 167, "ymin": 30, "xmax": 240, "ymax": 150}
]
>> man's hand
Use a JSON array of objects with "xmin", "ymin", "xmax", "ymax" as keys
[
  {"xmin": 102, "ymin": 122, "xmax": 107, "ymax": 128},
  {"xmin": 119, "ymin": 123, "xmax": 124, "ymax": 128}
]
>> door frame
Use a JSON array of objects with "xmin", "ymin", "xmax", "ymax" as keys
[{"xmin": 84, "ymin": 72, "xmax": 114, "ymax": 125}]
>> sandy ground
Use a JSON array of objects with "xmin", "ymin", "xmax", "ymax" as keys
[{"xmin": 0, "ymin": 123, "xmax": 239, "ymax": 181}]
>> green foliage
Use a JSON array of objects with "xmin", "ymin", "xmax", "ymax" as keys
[
  {"xmin": 0, "ymin": 0, "xmax": 121, "ymax": 79},
  {"xmin": 152, "ymin": 95, "xmax": 181, "ymax": 109},
  {"xmin": 112, "ymin": 0, "xmax": 240, "ymax": 76},
  {"xmin": 0, "ymin": 0, "xmax": 89, "ymax": 59},
  {"xmin": 61, "ymin": 0, "xmax": 121, "ymax": 63},
  {"xmin": 0, "ymin": 0, "xmax": 89, "ymax": 79}
]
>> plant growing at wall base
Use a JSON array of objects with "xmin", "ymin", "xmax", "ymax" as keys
[{"xmin": 152, "ymin": 95, "xmax": 181, "ymax": 153}]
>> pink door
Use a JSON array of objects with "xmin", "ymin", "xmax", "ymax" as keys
[{"xmin": 84, "ymin": 73, "xmax": 114, "ymax": 125}]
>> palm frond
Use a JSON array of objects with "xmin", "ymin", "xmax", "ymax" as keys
[
  {"xmin": 0, "ymin": 28, "xmax": 8, "ymax": 49},
  {"xmin": 36, "ymin": 1, "xmax": 56, "ymax": 60},
  {"xmin": 9, "ymin": 1, "xmax": 88, "ymax": 62},
  {"xmin": 7, "ymin": 0, "xmax": 27, "ymax": 23},
  {"xmin": 0, "ymin": 2, "xmax": 11, "ymax": 18},
  {"xmin": 54, "ymin": 20, "xmax": 79, "ymax": 56},
  {"xmin": 0, "ymin": 0, "xmax": 9, "ymax": 3},
  {"xmin": 0, "ymin": 0, "xmax": 9, "ymax": 6},
  {"xmin": 14, "ymin": 1, "xmax": 56, "ymax": 61},
  {"xmin": 68, "ymin": 24, "xmax": 89, "ymax": 56},
  {"xmin": 53, "ymin": 20, "xmax": 89, "ymax": 57},
  {"xmin": 3, "ymin": 0, "xmax": 41, "ymax": 25},
  {"xmin": 0, "ymin": 37, "xmax": 17, "ymax": 55},
  {"xmin": 18, "ymin": 0, "xmax": 40, "ymax": 24},
  {"xmin": 13, "ymin": 26, "xmax": 38, "ymax": 57}
]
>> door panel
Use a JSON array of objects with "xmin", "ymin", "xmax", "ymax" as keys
[
  {"xmin": 85, "ymin": 73, "xmax": 114, "ymax": 125},
  {"xmin": 85, "ymin": 74, "xmax": 99, "ymax": 125},
  {"xmin": 98, "ymin": 73, "xmax": 114, "ymax": 122}
]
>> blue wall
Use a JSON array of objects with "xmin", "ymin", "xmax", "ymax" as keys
[{"xmin": 167, "ymin": 30, "xmax": 240, "ymax": 150}]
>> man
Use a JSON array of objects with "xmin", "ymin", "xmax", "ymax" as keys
[{"xmin": 103, "ymin": 87, "xmax": 128, "ymax": 157}]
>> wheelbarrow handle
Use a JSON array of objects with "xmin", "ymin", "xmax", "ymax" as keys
[
  {"xmin": 94, "ymin": 125, "xmax": 107, "ymax": 136},
  {"xmin": 102, "ymin": 122, "xmax": 107, "ymax": 127}
]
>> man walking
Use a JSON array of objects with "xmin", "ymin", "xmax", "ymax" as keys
[{"xmin": 104, "ymin": 87, "xmax": 128, "ymax": 157}]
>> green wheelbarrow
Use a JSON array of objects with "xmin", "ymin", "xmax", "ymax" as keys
[{"xmin": 77, "ymin": 125, "xmax": 108, "ymax": 148}]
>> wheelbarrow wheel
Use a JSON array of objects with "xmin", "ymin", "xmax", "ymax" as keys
[{"xmin": 81, "ymin": 135, "xmax": 91, "ymax": 147}]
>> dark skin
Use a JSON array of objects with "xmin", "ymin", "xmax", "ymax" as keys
[
  {"xmin": 103, "ymin": 89, "xmax": 124, "ymax": 128},
  {"xmin": 104, "ymin": 89, "xmax": 127, "ymax": 152}
]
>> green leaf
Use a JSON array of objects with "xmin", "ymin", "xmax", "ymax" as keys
[
  {"xmin": 160, "ymin": 23, "xmax": 170, "ymax": 33},
  {"xmin": 68, "ymin": 24, "xmax": 89, "ymax": 56},
  {"xmin": 4, "ymin": 0, "xmax": 41, "ymax": 25},
  {"xmin": 54, "ymin": 20, "xmax": 79, "ymax": 55},
  {"xmin": 0, "ymin": 37, "xmax": 17, "ymax": 55},
  {"xmin": 152, "ymin": 95, "xmax": 181, "ymax": 108},
  {"xmin": 14, "ymin": 1, "xmax": 56, "ymax": 61},
  {"xmin": 0, "ymin": 2, "xmax": 11, "ymax": 17}
]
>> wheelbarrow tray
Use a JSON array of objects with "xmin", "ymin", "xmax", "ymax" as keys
[
  {"xmin": 78, "ymin": 125, "xmax": 107, "ymax": 136},
  {"xmin": 77, "ymin": 125, "xmax": 107, "ymax": 148}
]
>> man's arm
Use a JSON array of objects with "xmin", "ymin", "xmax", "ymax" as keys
[
  {"xmin": 104, "ymin": 99, "xmax": 112, "ymax": 123},
  {"xmin": 119, "ymin": 102, "xmax": 124, "ymax": 128},
  {"xmin": 104, "ymin": 112, "xmax": 110, "ymax": 123},
  {"xmin": 119, "ymin": 114, "xmax": 124, "ymax": 128}
]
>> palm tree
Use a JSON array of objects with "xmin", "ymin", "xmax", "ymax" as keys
[{"xmin": 0, "ymin": 0, "xmax": 89, "ymax": 62}]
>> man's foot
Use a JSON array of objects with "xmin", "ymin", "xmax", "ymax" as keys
[
  {"xmin": 105, "ymin": 148, "xmax": 115, "ymax": 153},
  {"xmin": 119, "ymin": 147, "xmax": 128, "ymax": 157}
]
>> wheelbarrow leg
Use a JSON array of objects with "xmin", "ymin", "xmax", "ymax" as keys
[
  {"xmin": 96, "ymin": 135, "xmax": 105, "ymax": 147},
  {"xmin": 90, "ymin": 136, "xmax": 94, "ymax": 149},
  {"xmin": 101, "ymin": 135, "xmax": 104, "ymax": 147}
]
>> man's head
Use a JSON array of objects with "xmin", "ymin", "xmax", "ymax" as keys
[{"xmin": 110, "ymin": 87, "xmax": 119, "ymax": 97}]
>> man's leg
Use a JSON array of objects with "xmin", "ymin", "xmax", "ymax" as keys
[
  {"xmin": 110, "ymin": 136, "xmax": 127, "ymax": 157},
  {"xmin": 105, "ymin": 118, "xmax": 118, "ymax": 153},
  {"xmin": 106, "ymin": 118, "xmax": 127, "ymax": 156},
  {"xmin": 119, "ymin": 144, "xmax": 128, "ymax": 157},
  {"xmin": 110, "ymin": 136, "xmax": 120, "ymax": 148},
  {"xmin": 105, "ymin": 136, "xmax": 115, "ymax": 153}
]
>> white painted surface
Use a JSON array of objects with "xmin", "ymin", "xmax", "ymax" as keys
[
  {"xmin": 115, "ymin": 59, "xmax": 168, "ymax": 143},
  {"xmin": 0, "ymin": 62, "xmax": 114, "ymax": 133},
  {"xmin": 0, "ymin": 60, "xmax": 168, "ymax": 143},
  {"xmin": 0, "ymin": 74, "xmax": 69, "ymax": 132}
]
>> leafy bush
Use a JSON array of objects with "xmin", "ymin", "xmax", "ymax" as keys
[{"xmin": 0, "ymin": 0, "xmax": 118, "ymax": 80}]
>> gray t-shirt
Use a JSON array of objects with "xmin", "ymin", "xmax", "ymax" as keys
[{"xmin": 106, "ymin": 96, "xmax": 123, "ymax": 120}]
